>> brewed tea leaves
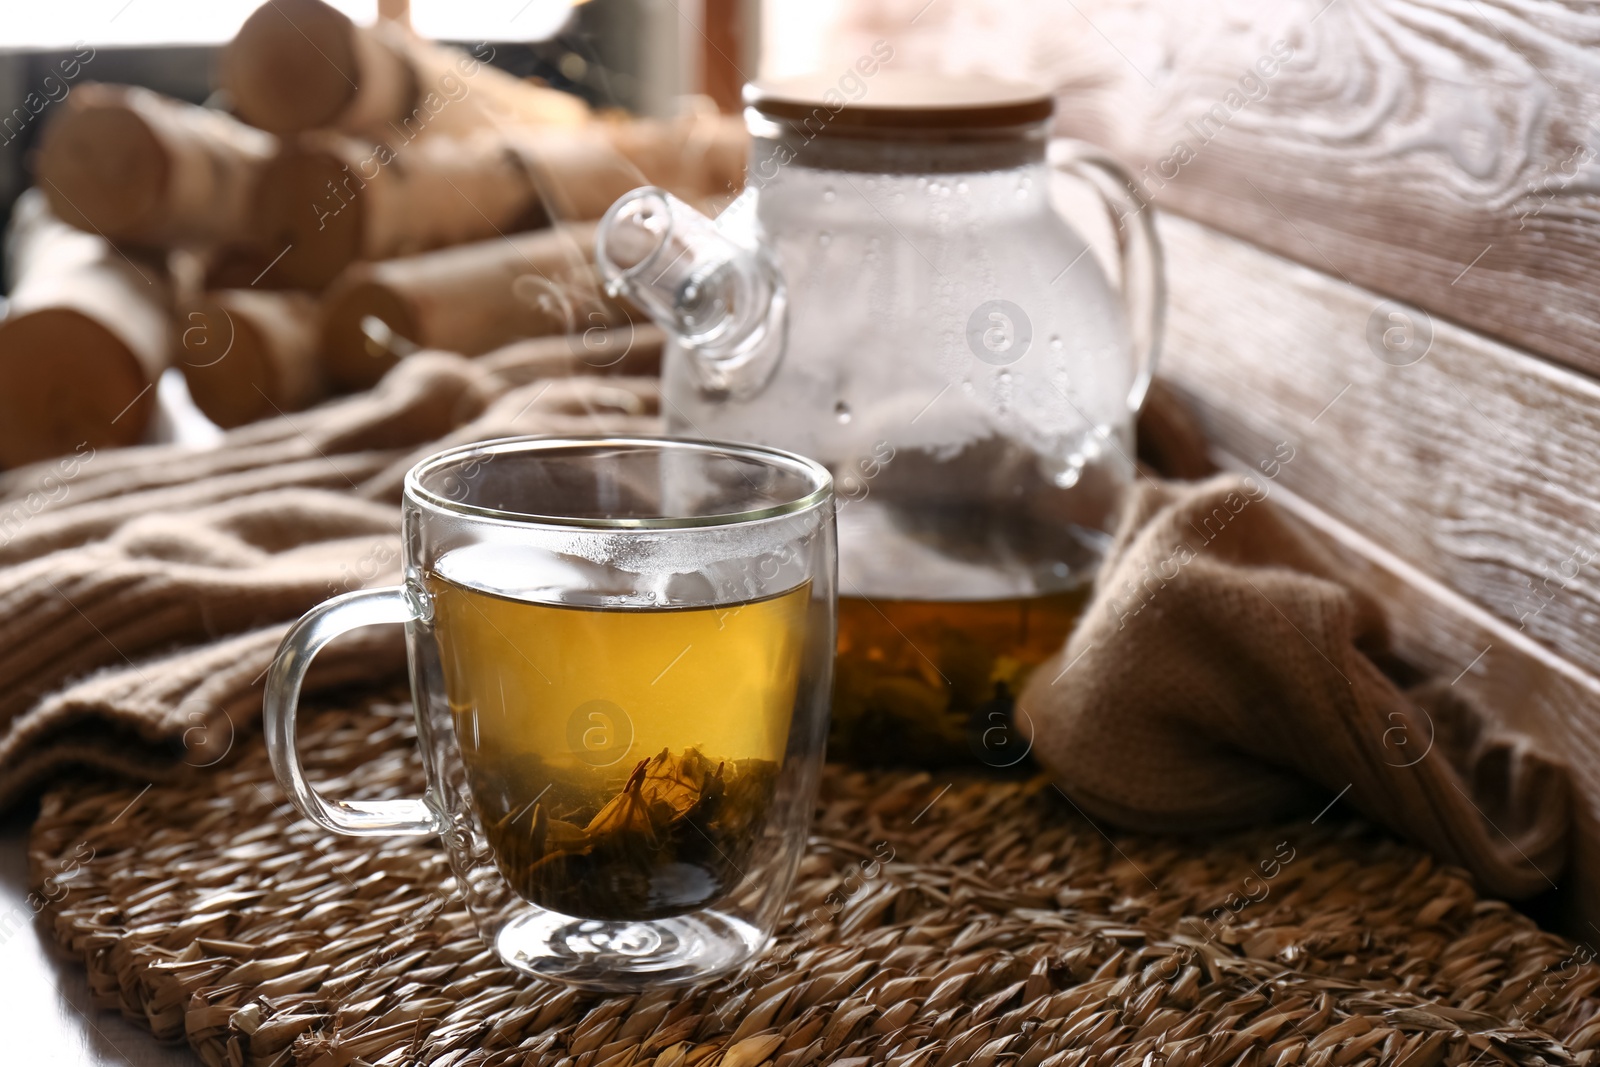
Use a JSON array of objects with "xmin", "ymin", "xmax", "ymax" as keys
[
  {"xmin": 637, "ymin": 747, "xmax": 722, "ymax": 820},
  {"xmin": 831, "ymin": 588, "xmax": 1089, "ymax": 767},
  {"xmin": 471, "ymin": 747, "xmax": 778, "ymax": 920},
  {"xmin": 583, "ymin": 759, "xmax": 661, "ymax": 843},
  {"xmin": 526, "ymin": 803, "xmax": 589, "ymax": 859}
]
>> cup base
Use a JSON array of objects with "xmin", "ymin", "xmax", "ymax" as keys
[{"xmin": 495, "ymin": 907, "xmax": 767, "ymax": 991}]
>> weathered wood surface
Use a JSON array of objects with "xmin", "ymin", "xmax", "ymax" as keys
[
  {"xmin": 831, "ymin": 0, "xmax": 1600, "ymax": 380},
  {"xmin": 1154, "ymin": 212, "xmax": 1600, "ymax": 686},
  {"xmin": 1140, "ymin": 212, "xmax": 1600, "ymax": 928}
]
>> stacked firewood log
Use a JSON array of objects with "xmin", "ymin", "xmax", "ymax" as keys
[{"xmin": 0, "ymin": 0, "xmax": 745, "ymax": 467}]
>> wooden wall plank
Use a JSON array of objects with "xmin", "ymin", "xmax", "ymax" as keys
[
  {"xmin": 828, "ymin": 0, "xmax": 1600, "ymax": 379},
  {"xmin": 1154, "ymin": 212, "xmax": 1600, "ymax": 684},
  {"xmin": 1154, "ymin": 216, "xmax": 1600, "ymax": 928},
  {"xmin": 1123, "ymin": 211, "xmax": 1600, "ymax": 926}
]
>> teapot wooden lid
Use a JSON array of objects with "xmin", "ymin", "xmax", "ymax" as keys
[{"xmin": 745, "ymin": 71, "xmax": 1054, "ymax": 135}]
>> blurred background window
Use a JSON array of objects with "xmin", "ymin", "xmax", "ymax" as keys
[
  {"xmin": 0, "ymin": 1, "xmax": 599, "ymax": 48},
  {"xmin": 758, "ymin": 0, "xmax": 839, "ymax": 79}
]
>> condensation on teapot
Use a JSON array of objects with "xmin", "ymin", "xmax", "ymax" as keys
[
  {"xmin": 596, "ymin": 187, "xmax": 787, "ymax": 401},
  {"xmin": 594, "ymin": 161, "xmax": 1142, "ymax": 606},
  {"xmin": 757, "ymin": 159, "xmax": 1136, "ymax": 527},
  {"xmin": 594, "ymin": 87, "xmax": 1162, "ymax": 607}
]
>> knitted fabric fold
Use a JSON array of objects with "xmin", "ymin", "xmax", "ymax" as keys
[
  {"xmin": 0, "ymin": 332, "xmax": 662, "ymax": 805},
  {"xmin": 1021, "ymin": 475, "xmax": 1569, "ymax": 899}
]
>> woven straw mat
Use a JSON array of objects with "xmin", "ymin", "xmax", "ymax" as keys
[{"xmin": 28, "ymin": 689, "xmax": 1600, "ymax": 1067}]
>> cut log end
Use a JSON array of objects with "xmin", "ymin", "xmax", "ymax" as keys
[
  {"xmin": 221, "ymin": 0, "xmax": 362, "ymax": 134},
  {"xmin": 36, "ymin": 84, "xmax": 275, "ymax": 248},
  {"xmin": 177, "ymin": 291, "xmax": 324, "ymax": 428},
  {"xmin": 0, "ymin": 190, "xmax": 170, "ymax": 466},
  {"xmin": 321, "ymin": 278, "xmax": 419, "ymax": 392},
  {"xmin": 37, "ymin": 101, "xmax": 168, "ymax": 240},
  {"xmin": 0, "ymin": 310, "xmax": 154, "ymax": 467},
  {"xmin": 177, "ymin": 300, "xmax": 275, "ymax": 429}
]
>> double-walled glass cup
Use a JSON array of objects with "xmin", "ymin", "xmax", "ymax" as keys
[{"xmin": 264, "ymin": 436, "xmax": 836, "ymax": 990}]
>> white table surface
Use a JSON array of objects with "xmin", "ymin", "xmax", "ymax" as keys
[
  {"xmin": 0, "ymin": 374, "xmax": 216, "ymax": 1064},
  {"xmin": 0, "ymin": 817, "xmax": 197, "ymax": 1066}
]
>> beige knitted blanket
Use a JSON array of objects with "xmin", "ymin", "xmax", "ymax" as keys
[
  {"xmin": 0, "ymin": 332, "xmax": 661, "ymax": 808},
  {"xmin": 1022, "ymin": 475, "xmax": 1569, "ymax": 900}
]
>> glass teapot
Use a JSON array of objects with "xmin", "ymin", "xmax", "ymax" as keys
[{"xmin": 596, "ymin": 72, "xmax": 1163, "ymax": 766}]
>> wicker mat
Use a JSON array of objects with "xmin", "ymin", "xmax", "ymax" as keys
[{"xmin": 28, "ymin": 692, "xmax": 1600, "ymax": 1067}]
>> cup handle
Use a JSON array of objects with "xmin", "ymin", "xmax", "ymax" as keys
[
  {"xmin": 1049, "ymin": 139, "xmax": 1167, "ymax": 412},
  {"xmin": 264, "ymin": 586, "xmax": 441, "ymax": 836}
]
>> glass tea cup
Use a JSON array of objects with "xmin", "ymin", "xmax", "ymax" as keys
[{"xmin": 264, "ymin": 436, "xmax": 836, "ymax": 990}]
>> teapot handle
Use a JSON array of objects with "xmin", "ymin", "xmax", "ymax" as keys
[{"xmin": 1049, "ymin": 140, "xmax": 1166, "ymax": 412}]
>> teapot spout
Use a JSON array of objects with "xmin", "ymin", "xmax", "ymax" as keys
[{"xmin": 596, "ymin": 187, "xmax": 786, "ymax": 400}]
